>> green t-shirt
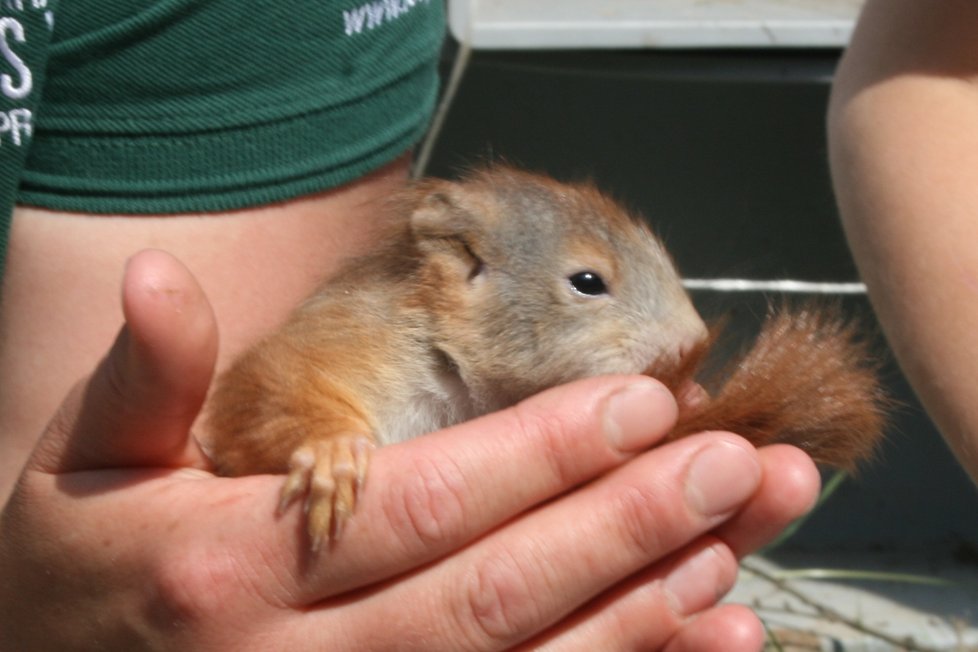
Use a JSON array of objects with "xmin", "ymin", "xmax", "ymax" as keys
[
  {"xmin": 0, "ymin": 1, "xmax": 56, "ymax": 275},
  {"xmin": 0, "ymin": 0, "xmax": 444, "ymax": 274}
]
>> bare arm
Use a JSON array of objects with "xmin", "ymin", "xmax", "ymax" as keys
[
  {"xmin": 828, "ymin": 0, "xmax": 978, "ymax": 480},
  {"xmin": 0, "ymin": 156, "xmax": 411, "ymax": 501}
]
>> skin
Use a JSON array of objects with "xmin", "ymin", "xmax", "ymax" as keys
[
  {"xmin": 0, "ymin": 157, "xmax": 819, "ymax": 650},
  {"xmin": 0, "ymin": 158, "xmax": 413, "ymax": 500},
  {"xmin": 828, "ymin": 0, "xmax": 978, "ymax": 481}
]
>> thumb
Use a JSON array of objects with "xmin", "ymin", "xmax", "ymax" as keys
[{"xmin": 30, "ymin": 249, "xmax": 219, "ymax": 473}]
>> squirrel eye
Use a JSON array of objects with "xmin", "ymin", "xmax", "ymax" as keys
[{"xmin": 568, "ymin": 271, "xmax": 608, "ymax": 296}]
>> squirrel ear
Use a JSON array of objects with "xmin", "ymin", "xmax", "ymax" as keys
[
  {"xmin": 410, "ymin": 181, "xmax": 487, "ymax": 275},
  {"xmin": 409, "ymin": 181, "xmax": 480, "ymax": 242}
]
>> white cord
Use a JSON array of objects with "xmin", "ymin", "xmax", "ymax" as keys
[
  {"xmin": 412, "ymin": 1, "xmax": 476, "ymax": 180},
  {"xmin": 682, "ymin": 278, "xmax": 867, "ymax": 294}
]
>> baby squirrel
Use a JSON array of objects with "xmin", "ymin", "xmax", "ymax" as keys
[{"xmin": 206, "ymin": 166, "xmax": 887, "ymax": 550}]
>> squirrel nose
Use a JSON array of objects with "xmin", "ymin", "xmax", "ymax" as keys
[
  {"xmin": 672, "ymin": 311, "xmax": 709, "ymax": 363},
  {"xmin": 642, "ymin": 315, "xmax": 709, "ymax": 394}
]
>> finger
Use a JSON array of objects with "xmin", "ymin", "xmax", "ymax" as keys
[
  {"xmin": 64, "ymin": 375, "xmax": 677, "ymax": 628},
  {"xmin": 664, "ymin": 604, "xmax": 764, "ymax": 652},
  {"xmin": 296, "ymin": 433, "xmax": 761, "ymax": 650},
  {"xmin": 31, "ymin": 249, "xmax": 218, "ymax": 473},
  {"xmin": 713, "ymin": 443, "xmax": 821, "ymax": 557},
  {"xmin": 274, "ymin": 375, "xmax": 679, "ymax": 597},
  {"xmin": 524, "ymin": 537, "xmax": 740, "ymax": 651}
]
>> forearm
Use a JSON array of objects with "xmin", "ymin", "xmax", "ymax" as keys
[
  {"xmin": 829, "ymin": 0, "xmax": 978, "ymax": 481},
  {"xmin": 0, "ymin": 156, "xmax": 410, "ymax": 502}
]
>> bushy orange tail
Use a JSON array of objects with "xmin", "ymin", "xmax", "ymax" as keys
[{"xmin": 652, "ymin": 305, "xmax": 890, "ymax": 470}]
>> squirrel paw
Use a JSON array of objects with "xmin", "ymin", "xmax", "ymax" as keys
[{"xmin": 278, "ymin": 434, "xmax": 375, "ymax": 551}]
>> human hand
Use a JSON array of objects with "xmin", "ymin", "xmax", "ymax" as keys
[{"xmin": 0, "ymin": 250, "xmax": 819, "ymax": 651}]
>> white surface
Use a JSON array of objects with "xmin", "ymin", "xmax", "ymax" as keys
[
  {"xmin": 731, "ymin": 554, "xmax": 978, "ymax": 651},
  {"xmin": 448, "ymin": 0, "xmax": 865, "ymax": 49}
]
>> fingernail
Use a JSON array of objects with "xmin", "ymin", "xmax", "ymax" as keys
[
  {"xmin": 603, "ymin": 380, "xmax": 678, "ymax": 452},
  {"xmin": 685, "ymin": 441, "xmax": 761, "ymax": 517},
  {"xmin": 662, "ymin": 543, "xmax": 733, "ymax": 616}
]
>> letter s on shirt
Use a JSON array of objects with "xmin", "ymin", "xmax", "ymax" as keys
[{"xmin": 0, "ymin": 17, "xmax": 31, "ymax": 101}]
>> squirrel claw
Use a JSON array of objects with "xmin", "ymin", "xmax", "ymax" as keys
[
  {"xmin": 280, "ymin": 435, "xmax": 374, "ymax": 551},
  {"xmin": 279, "ymin": 447, "xmax": 316, "ymax": 514}
]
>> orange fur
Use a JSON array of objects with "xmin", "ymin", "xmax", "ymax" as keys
[
  {"xmin": 206, "ymin": 317, "xmax": 379, "ymax": 475},
  {"xmin": 652, "ymin": 304, "xmax": 889, "ymax": 471},
  {"xmin": 206, "ymin": 166, "xmax": 890, "ymax": 548}
]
